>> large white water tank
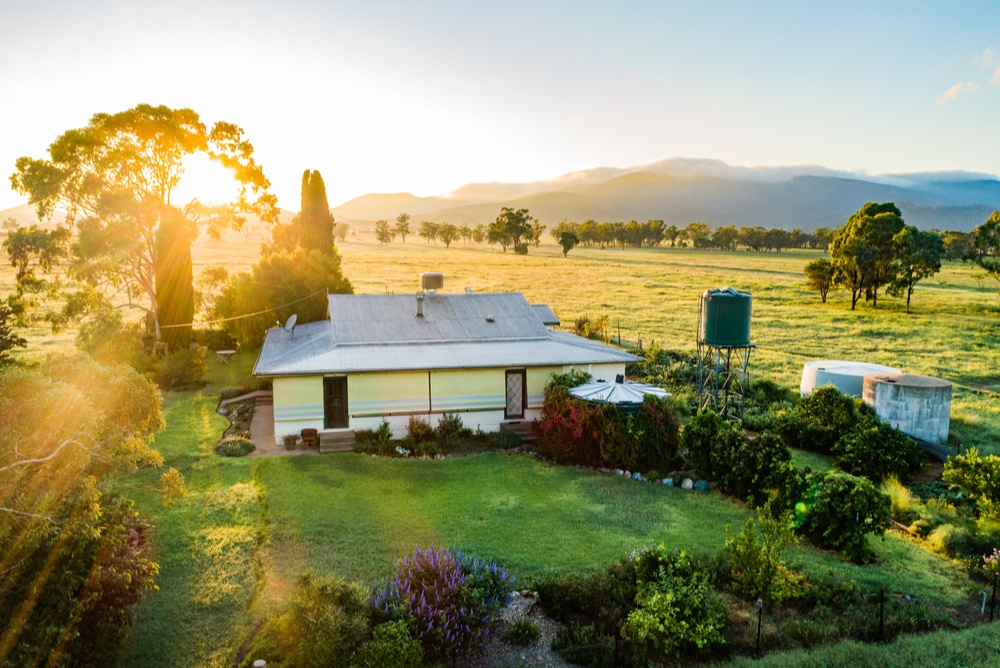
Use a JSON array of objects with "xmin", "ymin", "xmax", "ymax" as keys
[
  {"xmin": 863, "ymin": 373, "xmax": 952, "ymax": 444},
  {"xmin": 800, "ymin": 360, "xmax": 901, "ymax": 398}
]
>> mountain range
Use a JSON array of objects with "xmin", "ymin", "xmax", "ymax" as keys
[
  {"xmin": 330, "ymin": 158, "xmax": 1000, "ymax": 233},
  {"xmin": 4, "ymin": 158, "xmax": 998, "ymax": 234}
]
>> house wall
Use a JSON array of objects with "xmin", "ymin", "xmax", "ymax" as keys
[{"xmin": 269, "ymin": 361, "xmax": 628, "ymax": 443}]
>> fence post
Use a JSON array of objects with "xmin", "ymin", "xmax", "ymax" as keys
[
  {"xmin": 879, "ymin": 588, "xmax": 885, "ymax": 641},
  {"xmin": 755, "ymin": 598, "xmax": 763, "ymax": 654},
  {"xmin": 992, "ymin": 572, "xmax": 998, "ymax": 622}
]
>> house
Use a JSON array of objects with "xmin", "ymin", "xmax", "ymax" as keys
[{"xmin": 253, "ymin": 288, "xmax": 641, "ymax": 444}]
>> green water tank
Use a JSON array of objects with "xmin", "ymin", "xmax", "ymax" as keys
[{"xmin": 700, "ymin": 287, "xmax": 752, "ymax": 346}]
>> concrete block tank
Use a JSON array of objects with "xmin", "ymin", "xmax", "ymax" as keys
[{"xmin": 862, "ymin": 373, "xmax": 952, "ymax": 444}]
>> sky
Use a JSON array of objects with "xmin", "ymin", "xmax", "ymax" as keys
[{"xmin": 2, "ymin": 0, "xmax": 999, "ymax": 213}]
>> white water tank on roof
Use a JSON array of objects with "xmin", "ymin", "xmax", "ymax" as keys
[{"xmin": 800, "ymin": 360, "xmax": 901, "ymax": 398}]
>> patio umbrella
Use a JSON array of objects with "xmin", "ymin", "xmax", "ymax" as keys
[{"xmin": 569, "ymin": 375, "xmax": 670, "ymax": 414}]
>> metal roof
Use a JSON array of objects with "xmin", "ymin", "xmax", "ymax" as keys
[
  {"xmin": 253, "ymin": 293, "xmax": 640, "ymax": 376},
  {"xmin": 531, "ymin": 304, "xmax": 560, "ymax": 326}
]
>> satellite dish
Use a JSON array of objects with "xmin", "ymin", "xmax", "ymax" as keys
[{"xmin": 284, "ymin": 314, "xmax": 298, "ymax": 337}]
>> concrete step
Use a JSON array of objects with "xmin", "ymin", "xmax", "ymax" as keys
[
  {"xmin": 319, "ymin": 430, "xmax": 356, "ymax": 453},
  {"xmin": 499, "ymin": 420, "xmax": 538, "ymax": 444}
]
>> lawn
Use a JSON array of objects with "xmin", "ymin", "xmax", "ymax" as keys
[{"xmin": 119, "ymin": 354, "xmax": 985, "ymax": 667}]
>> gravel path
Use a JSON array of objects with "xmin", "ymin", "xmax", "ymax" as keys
[{"xmin": 470, "ymin": 592, "xmax": 573, "ymax": 668}]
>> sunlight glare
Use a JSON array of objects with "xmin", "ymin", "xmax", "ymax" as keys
[{"xmin": 173, "ymin": 153, "xmax": 241, "ymax": 206}]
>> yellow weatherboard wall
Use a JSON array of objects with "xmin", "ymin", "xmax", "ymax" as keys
[
  {"xmin": 273, "ymin": 376, "xmax": 323, "ymax": 421},
  {"xmin": 430, "ymin": 369, "xmax": 506, "ymax": 411},
  {"xmin": 350, "ymin": 371, "xmax": 429, "ymax": 416},
  {"xmin": 527, "ymin": 366, "xmax": 562, "ymax": 408}
]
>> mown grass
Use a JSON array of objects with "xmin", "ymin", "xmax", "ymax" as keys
[{"xmin": 117, "ymin": 357, "xmax": 988, "ymax": 668}]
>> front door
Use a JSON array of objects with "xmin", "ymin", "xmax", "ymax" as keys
[
  {"xmin": 323, "ymin": 376, "xmax": 348, "ymax": 429},
  {"xmin": 505, "ymin": 369, "xmax": 526, "ymax": 419}
]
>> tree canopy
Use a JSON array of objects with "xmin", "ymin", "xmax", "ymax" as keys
[
  {"xmin": 9, "ymin": 104, "xmax": 278, "ymax": 336},
  {"xmin": 830, "ymin": 202, "xmax": 905, "ymax": 309},
  {"xmin": 966, "ymin": 210, "xmax": 1000, "ymax": 290},
  {"xmin": 214, "ymin": 249, "xmax": 353, "ymax": 349},
  {"xmin": 0, "ymin": 356, "xmax": 167, "ymax": 665},
  {"xmin": 487, "ymin": 207, "xmax": 534, "ymax": 252},
  {"xmin": 298, "ymin": 170, "xmax": 335, "ymax": 253},
  {"xmin": 888, "ymin": 226, "xmax": 943, "ymax": 313}
]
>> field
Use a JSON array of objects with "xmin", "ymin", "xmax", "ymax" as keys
[{"xmin": 5, "ymin": 230, "xmax": 1000, "ymax": 665}]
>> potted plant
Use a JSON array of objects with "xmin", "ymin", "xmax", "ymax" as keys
[{"xmin": 282, "ymin": 434, "xmax": 298, "ymax": 451}]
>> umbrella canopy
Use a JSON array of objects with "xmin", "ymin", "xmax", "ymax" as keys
[{"xmin": 570, "ymin": 376, "xmax": 669, "ymax": 413}]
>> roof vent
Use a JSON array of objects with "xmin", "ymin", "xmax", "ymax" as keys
[
  {"xmin": 416, "ymin": 292, "xmax": 424, "ymax": 318},
  {"xmin": 465, "ymin": 286, "xmax": 474, "ymax": 294},
  {"xmin": 485, "ymin": 315, "xmax": 495, "ymax": 323},
  {"xmin": 420, "ymin": 272, "xmax": 444, "ymax": 293}
]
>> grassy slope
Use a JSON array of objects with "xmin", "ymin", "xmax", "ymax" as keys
[
  {"xmin": 726, "ymin": 622, "xmax": 1000, "ymax": 668},
  {"xmin": 122, "ymin": 353, "xmax": 980, "ymax": 667}
]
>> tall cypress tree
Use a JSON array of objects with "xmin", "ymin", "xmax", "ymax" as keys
[
  {"xmin": 298, "ymin": 170, "xmax": 335, "ymax": 253},
  {"xmin": 155, "ymin": 206, "xmax": 194, "ymax": 351}
]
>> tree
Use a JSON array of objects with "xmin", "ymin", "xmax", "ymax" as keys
[
  {"xmin": 471, "ymin": 224, "xmax": 485, "ymax": 244},
  {"xmin": 458, "ymin": 225, "xmax": 473, "ymax": 243},
  {"xmin": 214, "ymin": 249, "xmax": 353, "ymax": 349},
  {"xmin": 803, "ymin": 258, "xmax": 834, "ymax": 303},
  {"xmin": 530, "ymin": 220, "xmax": 546, "ymax": 247},
  {"xmin": 298, "ymin": 170, "xmax": 335, "ymax": 253},
  {"xmin": 888, "ymin": 226, "xmax": 943, "ymax": 313},
  {"xmin": 395, "ymin": 213, "xmax": 411, "ymax": 243},
  {"xmin": 712, "ymin": 225, "xmax": 739, "ymax": 251},
  {"xmin": 966, "ymin": 211, "xmax": 1000, "ymax": 290},
  {"xmin": 681, "ymin": 222, "xmax": 712, "ymax": 248},
  {"xmin": 9, "ymin": 104, "xmax": 278, "ymax": 339},
  {"xmin": 374, "ymin": 219, "xmax": 395, "ymax": 245},
  {"xmin": 939, "ymin": 230, "xmax": 971, "ymax": 261},
  {"xmin": 559, "ymin": 231, "xmax": 579, "ymax": 257},
  {"xmin": 0, "ymin": 356, "xmax": 166, "ymax": 666},
  {"xmin": 419, "ymin": 221, "xmax": 439, "ymax": 245},
  {"xmin": 0, "ymin": 298, "xmax": 26, "ymax": 366},
  {"xmin": 437, "ymin": 223, "xmax": 459, "ymax": 248},
  {"xmin": 334, "ymin": 222, "xmax": 350, "ymax": 242},
  {"xmin": 487, "ymin": 207, "xmax": 533, "ymax": 252},
  {"xmin": 154, "ymin": 207, "xmax": 195, "ymax": 350},
  {"xmin": 830, "ymin": 202, "xmax": 905, "ymax": 309}
]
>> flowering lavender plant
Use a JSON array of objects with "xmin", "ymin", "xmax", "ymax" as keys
[{"xmin": 370, "ymin": 546, "xmax": 513, "ymax": 661}]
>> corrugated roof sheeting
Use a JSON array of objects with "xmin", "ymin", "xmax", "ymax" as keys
[
  {"xmin": 531, "ymin": 304, "xmax": 560, "ymax": 326},
  {"xmin": 253, "ymin": 293, "xmax": 641, "ymax": 376},
  {"xmin": 256, "ymin": 335, "xmax": 641, "ymax": 375},
  {"xmin": 327, "ymin": 293, "xmax": 550, "ymax": 344}
]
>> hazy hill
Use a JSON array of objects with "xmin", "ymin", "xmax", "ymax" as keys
[{"xmin": 331, "ymin": 159, "xmax": 1000, "ymax": 232}]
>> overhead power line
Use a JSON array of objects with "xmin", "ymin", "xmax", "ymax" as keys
[{"xmin": 159, "ymin": 288, "xmax": 328, "ymax": 329}]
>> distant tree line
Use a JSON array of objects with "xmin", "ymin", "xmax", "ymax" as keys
[
  {"xmin": 549, "ymin": 220, "xmax": 833, "ymax": 252},
  {"xmin": 374, "ymin": 207, "xmax": 547, "ymax": 252}
]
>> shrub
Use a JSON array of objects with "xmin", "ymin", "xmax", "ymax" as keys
[
  {"xmin": 537, "ymin": 382, "xmax": 617, "ymax": 466},
  {"xmin": 370, "ymin": 546, "xmax": 509, "ymax": 662},
  {"xmin": 154, "ymin": 344, "xmax": 208, "ymax": 390},
  {"xmin": 215, "ymin": 436, "xmax": 255, "ymax": 457},
  {"xmin": 508, "ymin": 616, "xmax": 540, "ymax": 645},
  {"xmin": 682, "ymin": 408, "xmax": 730, "ymax": 480},
  {"xmin": 551, "ymin": 623, "xmax": 616, "ymax": 668},
  {"xmin": 624, "ymin": 547, "xmax": 727, "ymax": 659},
  {"xmin": 833, "ymin": 414, "xmax": 923, "ymax": 482},
  {"xmin": 247, "ymin": 572, "xmax": 369, "ymax": 668},
  {"xmin": 617, "ymin": 395, "xmax": 682, "ymax": 472},
  {"xmin": 943, "ymin": 447, "xmax": 1000, "ymax": 520},
  {"xmin": 489, "ymin": 429, "xmax": 523, "ymax": 450},
  {"xmin": 436, "ymin": 413, "xmax": 468, "ymax": 450},
  {"xmin": 535, "ymin": 559, "xmax": 638, "ymax": 635},
  {"xmin": 743, "ymin": 378, "xmax": 798, "ymax": 433},
  {"xmin": 351, "ymin": 620, "xmax": 422, "ymax": 668},
  {"xmin": 775, "ymin": 385, "xmax": 867, "ymax": 455},
  {"xmin": 406, "ymin": 416, "xmax": 436, "ymax": 444},
  {"xmin": 788, "ymin": 470, "xmax": 892, "ymax": 562},
  {"xmin": 192, "ymin": 327, "xmax": 238, "ymax": 351},
  {"xmin": 549, "ymin": 368, "xmax": 592, "ymax": 390},
  {"xmin": 355, "ymin": 421, "xmax": 393, "ymax": 455},
  {"xmin": 714, "ymin": 431, "xmax": 792, "ymax": 507},
  {"xmin": 723, "ymin": 503, "xmax": 799, "ymax": 604}
]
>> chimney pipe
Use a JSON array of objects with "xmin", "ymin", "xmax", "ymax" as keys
[{"xmin": 416, "ymin": 292, "xmax": 424, "ymax": 318}]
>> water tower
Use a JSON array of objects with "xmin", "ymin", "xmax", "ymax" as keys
[{"xmin": 697, "ymin": 287, "xmax": 754, "ymax": 423}]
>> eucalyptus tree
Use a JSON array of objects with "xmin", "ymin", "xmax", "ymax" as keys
[
  {"xmin": 395, "ymin": 212, "xmax": 411, "ymax": 243},
  {"xmin": 9, "ymin": 104, "xmax": 278, "ymax": 338},
  {"xmin": 830, "ymin": 202, "xmax": 905, "ymax": 309}
]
